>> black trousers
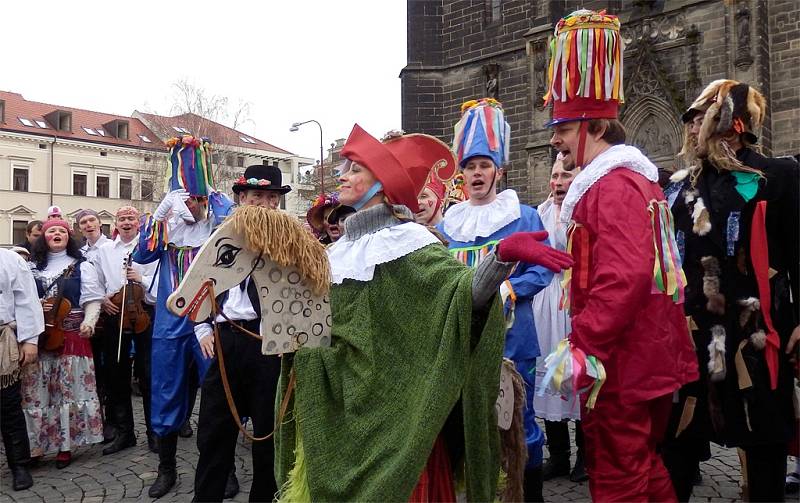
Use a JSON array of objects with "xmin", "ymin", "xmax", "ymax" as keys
[
  {"xmin": 102, "ymin": 319, "xmax": 136, "ymax": 438},
  {"xmin": 544, "ymin": 419, "xmax": 584, "ymax": 461},
  {"xmin": 745, "ymin": 442, "xmax": 788, "ymax": 502},
  {"xmin": 194, "ymin": 321, "xmax": 281, "ymax": 503},
  {"xmin": 102, "ymin": 305, "xmax": 155, "ymax": 438},
  {"xmin": 1, "ymin": 379, "xmax": 31, "ymax": 467},
  {"xmin": 90, "ymin": 331, "xmax": 108, "ymax": 424}
]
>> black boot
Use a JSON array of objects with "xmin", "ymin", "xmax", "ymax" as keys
[
  {"xmin": 523, "ymin": 465, "xmax": 544, "ymax": 502},
  {"xmin": 224, "ymin": 466, "xmax": 240, "ymax": 499},
  {"xmin": 102, "ymin": 400, "xmax": 136, "ymax": 455},
  {"xmin": 147, "ymin": 431, "xmax": 160, "ymax": 454},
  {"xmin": 569, "ymin": 451, "xmax": 588, "ymax": 482},
  {"xmin": 542, "ymin": 420, "xmax": 571, "ymax": 481},
  {"xmin": 149, "ymin": 433, "xmax": 178, "ymax": 498},
  {"xmin": 10, "ymin": 465, "xmax": 33, "ymax": 491},
  {"xmin": 178, "ymin": 419, "xmax": 193, "ymax": 438},
  {"xmin": 102, "ymin": 431, "xmax": 136, "ymax": 455}
]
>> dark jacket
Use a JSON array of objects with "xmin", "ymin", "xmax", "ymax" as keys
[{"xmin": 671, "ymin": 148, "xmax": 799, "ymax": 448}]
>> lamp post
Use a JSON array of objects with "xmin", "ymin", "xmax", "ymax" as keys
[{"xmin": 290, "ymin": 120, "xmax": 325, "ymax": 194}]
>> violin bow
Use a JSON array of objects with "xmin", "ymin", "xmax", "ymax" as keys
[{"xmin": 116, "ymin": 253, "xmax": 131, "ymax": 363}]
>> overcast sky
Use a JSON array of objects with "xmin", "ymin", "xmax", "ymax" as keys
[{"xmin": 2, "ymin": 0, "xmax": 407, "ymax": 162}]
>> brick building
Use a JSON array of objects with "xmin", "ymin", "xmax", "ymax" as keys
[{"xmin": 401, "ymin": 0, "xmax": 799, "ymax": 205}]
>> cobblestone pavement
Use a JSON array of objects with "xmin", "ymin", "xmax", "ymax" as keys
[{"xmin": 1, "ymin": 395, "xmax": 797, "ymax": 502}]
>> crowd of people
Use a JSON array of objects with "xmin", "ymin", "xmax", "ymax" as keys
[{"xmin": 1, "ymin": 8, "xmax": 798, "ymax": 503}]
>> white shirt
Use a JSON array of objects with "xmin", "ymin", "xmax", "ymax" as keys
[
  {"xmin": 0, "ymin": 249, "xmax": 44, "ymax": 343},
  {"xmin": 194, "ymin": 278, "xmax": 258, "ymax": 342},
  {"xmin": 81, "ymin": 234, "xmax": 111, "ymax": 261},
  {"xmin": 32, "ymin": 250, "xmax": 105, "ymax": 306},
  {"xmin": 215, "ymin": 278, "xmax": 258, "ymax": 323},
  {"xmin": 93, "ymin": 234, "xmax": 157, "ymax": 297}
]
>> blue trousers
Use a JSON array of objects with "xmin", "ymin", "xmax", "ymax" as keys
[
  {"xmin": 150, "ymin": 332, "xmax": 210, "ymax": 437},
  {"xmin": 515, "ymin": 357, "xmax": 544, "ymax": 468}
]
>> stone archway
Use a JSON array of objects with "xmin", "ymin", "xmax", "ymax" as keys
[{"xmin": 622, "ymin": 97, "xmax": 683, "ymax": 170}]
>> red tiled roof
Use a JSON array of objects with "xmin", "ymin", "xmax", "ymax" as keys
[
  {"xmin": 0, "ymin": 91, "xmax": 164, "ymax": 150},
  {"xmin": 136, "ymin": 111, "xmax": 293, "ymax": 156}
]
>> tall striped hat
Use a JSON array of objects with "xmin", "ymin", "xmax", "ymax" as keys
[
  {"xmin": 452, "ymin": 97, "xmax": 511, "ymax": 169},
  {"xmin": 165, "ymin": 135, "xmax": 215, "ymax": 196},
  {"xmin": 543, "ymin": 9, "xmax": 624, "ymax": 126}
]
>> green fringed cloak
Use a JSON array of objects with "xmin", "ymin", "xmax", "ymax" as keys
[{"xmin": 275, "ymin": 243, "xmax": 505, "ymax": 502}]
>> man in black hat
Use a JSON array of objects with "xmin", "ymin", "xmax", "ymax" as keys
[{"xmin": 193, "ymin": 164, "xmax": 291, "ymax": 502}]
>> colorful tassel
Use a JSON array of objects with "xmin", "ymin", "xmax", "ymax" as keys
[
  {"xmin": 538, "ymin": 339, "xmax": 606, "ymax": 411},
  {"xmin": 167, "ymin": 136, "xmax": 216, "ymax": 196},
  {"xmin": 649, "ymin": 201, "xmax": 687, "ymax": 303}
]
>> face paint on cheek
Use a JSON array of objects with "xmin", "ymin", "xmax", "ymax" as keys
[
  {"xmin": 427, "ymin": 200, "xmax": 434, "ymax": 209},
  {"xmin": 352, "ymin": 180, "xmax": 366, "ymax": 197},
  {"xmin": 45, "ymin": 234, "xmax": 54, "ymax": 242}
]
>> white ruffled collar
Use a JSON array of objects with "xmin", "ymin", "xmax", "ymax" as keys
[
  {"xmin": 560, "ymin": 144, "xmax": 659, "ymax": 223},
  {"xmin": 327, "ymin": 222, "xmax": 439, "ymax": 284},
  {"xmin": 443, "ymin": 189, "xmax": 521, "ymax": 242}
]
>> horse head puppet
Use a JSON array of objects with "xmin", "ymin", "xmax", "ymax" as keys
[{"xmin": 167, "ymin": 205, "xmax": 332, "ymax": 355}]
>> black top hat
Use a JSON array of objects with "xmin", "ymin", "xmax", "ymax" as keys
[{"xmin": 232, "ymin": 165, "xmax": 292, "ymax": 195}]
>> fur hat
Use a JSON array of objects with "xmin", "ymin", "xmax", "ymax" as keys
[{"xmin": 685, "ymin": 79, "xmax": 766, "ymax": 146}]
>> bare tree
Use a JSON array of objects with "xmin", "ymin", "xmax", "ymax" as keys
[{"xmin": 138, "ymin": 79, "xmax": 256, "ymax": 191}]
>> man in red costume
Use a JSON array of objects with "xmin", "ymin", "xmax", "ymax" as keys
[{"xmin": 542, "ymin": 9, "xmax": 698, "ymax": 501}]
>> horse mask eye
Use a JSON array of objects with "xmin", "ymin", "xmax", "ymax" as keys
[{"xmin": 214, "ymin": 244, "xmax": 241, "ymax": 268}]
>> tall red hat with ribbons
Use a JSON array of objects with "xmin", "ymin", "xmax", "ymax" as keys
[{"xmin": 543, "ymin": 9, "xmax": 624, "ymax": 126}]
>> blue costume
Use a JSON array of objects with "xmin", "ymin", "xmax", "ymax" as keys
[
  {"xmin": 442, "ymin": 98, "xmax": 552, "ymax": 469},
  {"xmin": 438, "ymin": 192, "xmax": 552, "ymax": 467},
  {"xmin": 133, "ymin": 136, "xmax": 234, "ymax": 439},
  {"xmin": 135, "ymin": 215, "xmax": 212, "ymax": 437}
]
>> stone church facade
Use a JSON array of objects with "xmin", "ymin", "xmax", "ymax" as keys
[{"xmin": 401, "ymin": 0, "xmax": 799, "ymax": 204}]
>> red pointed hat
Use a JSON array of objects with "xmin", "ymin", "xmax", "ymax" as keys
[
  {"xmin": 382, "ymin": 133, "xmax": 457, "ymax": 202},
  {"xmin": 543, "ymin": 9, "xmax": 624, "ymax": 126},
  {"xmin": 340, "ymin": 124, "xmax": 415, "ymax": 211}
]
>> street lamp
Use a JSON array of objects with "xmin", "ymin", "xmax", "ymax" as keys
[{"xmin": 290, "ymin": 120, "xmax": 325, "ymax": 194}]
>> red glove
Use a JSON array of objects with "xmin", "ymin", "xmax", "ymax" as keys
[{"xmin": 496, "ymin": 231, "xmax": 574, "ymax": 272}]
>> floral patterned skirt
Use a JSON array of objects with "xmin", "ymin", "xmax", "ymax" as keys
[{"xmin": 20, "ymin": 329, "xmax": 103, "ymax": 456}]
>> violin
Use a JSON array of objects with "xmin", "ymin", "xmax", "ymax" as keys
[
  {"xmin": 110, "ymin": 253, "xmax": 151, "ymax": 335},
  {"xmin": 41, "ymin": 297, "xmax": 72, "ymax": 351},
  {"xmin": 39, "ymin": 264, "xmax": 76, "ymax": 351}
]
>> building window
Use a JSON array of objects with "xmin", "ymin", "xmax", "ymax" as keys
[
  {"xmin": 141, "ymin": 179, "xmax": 154, "ymax": 201},
  {"xmin": 101, "ymin": 224, "xmax": 111, "ymax": 237},
  {"xmin": 0, "ymin": 99, "xmax": 4, "ymax": 123},
  {"xmin": 73, "ymin": 173, "xmax": 87, "ymax": 196},
  {"xmin": 12, "ymin": 220, "xmax": 28, "ymax": 245},
  {"xmin": 13, "ymin": 167, "xmax": 29, "ymax": 192},
  {"xmin": 119, "ymin": 177, "xmax": 132, "ymax": 199},
  {"xmin": 237, "ymin": 156, "xmax": 245, "ymax": 168},
  {"xmin": 280, "ymin": 196, "xmax": 286, "ymax": 210},
  {"xmin": 96, "ymin": 175, "xmax": 110, "ymax": 198}
]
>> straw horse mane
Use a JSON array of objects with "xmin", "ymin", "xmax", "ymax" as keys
[{"xmin": 229, "ymin": 205, "xmax": 330, "ymax": 296}]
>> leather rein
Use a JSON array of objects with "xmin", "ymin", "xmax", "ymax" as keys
[{"xmin": 202, "ymin": 279, "xmax": 295, "ymax": 442}]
